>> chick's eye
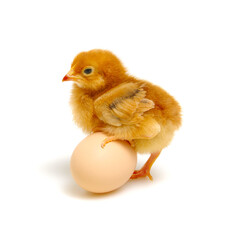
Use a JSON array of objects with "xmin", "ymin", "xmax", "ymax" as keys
[{"xmin": 83, "ymin": 68, "xmax": 93, "ymax": 75}]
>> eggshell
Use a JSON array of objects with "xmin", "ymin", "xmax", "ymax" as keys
[{"xmin": 70, "ymin": 132, "xmax": 137, "ymax": 193}]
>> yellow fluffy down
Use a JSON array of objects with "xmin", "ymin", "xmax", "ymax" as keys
[{"xmin": 66, "ymin": 49, "xmax": 181, "ymax": 154}]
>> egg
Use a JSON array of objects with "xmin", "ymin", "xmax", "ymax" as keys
[{"xmin": 70, "ymin": 132, "xmax": 137, "ymax": 193}]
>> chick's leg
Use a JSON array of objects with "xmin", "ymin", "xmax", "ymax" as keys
[{"xmin": 131, "ymin": 151, "xmax": 161, "ymax": 180}]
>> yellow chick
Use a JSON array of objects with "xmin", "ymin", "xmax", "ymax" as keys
[{"xmin": 63, "ymin": 49, "xmax": 181, "ymax": 180}]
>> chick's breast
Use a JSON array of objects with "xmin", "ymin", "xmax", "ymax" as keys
[{"xmin": 70, "ymin": 84, "xmax": 102, "ymax": 133}]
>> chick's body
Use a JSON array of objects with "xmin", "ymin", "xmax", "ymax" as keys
[
  {"xmin": 63, "ymin": 49, "xmax": 181, "ymax": 179},
  {"xmin": 70, "ymin": 78, "xmax": 181, "ymax": 154}
]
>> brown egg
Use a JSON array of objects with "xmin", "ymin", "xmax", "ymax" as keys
[{"xmin": 70, "ymin": 132, "xmax": 137, "ymax": 193}]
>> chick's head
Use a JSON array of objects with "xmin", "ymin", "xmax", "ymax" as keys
[{"xmin": 63, "ymin": 49, "xmax": 126, "ymax": 91}]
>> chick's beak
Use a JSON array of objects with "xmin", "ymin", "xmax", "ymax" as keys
[
  {"xmin": 62, "ymin": 75, "xmax": 71, "ymax": 81},
  {"xmin": 62, "ymin": 69, "xmax": 80, "ymax": 82}
]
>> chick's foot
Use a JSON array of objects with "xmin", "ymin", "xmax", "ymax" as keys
[
  {"xmin": 101, "ymin": 137, "xmax": 135, "ymax": 148},
  {"xmin": 130, "ymin": 167, "xmax": 153, "ymax": 180},
  {"xmin": 130, "ymin": 151, "xmax": 161, "ymax": 180}
]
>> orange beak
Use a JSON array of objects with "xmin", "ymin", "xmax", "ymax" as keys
[
  {"xmin": 62, "ymin": 75, "xmax": 71, "ymax": 81},
  {"xmin": 62, "ymin": 69, "xmax": 81, "ymax": 82}
]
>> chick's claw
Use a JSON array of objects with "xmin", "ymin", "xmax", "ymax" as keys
[
  {"xmin": 101, "ymin": 137, "xmax": 135, "ymax": 149},
  {"xmin": 101, "ymin": 137, "xmax": 116, "ymax": 148},
  {"xmin": 131, "ymin": 169, "xmax": 153, "ymax": 180}
]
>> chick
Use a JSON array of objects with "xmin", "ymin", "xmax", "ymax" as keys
[{"xmin": 62, "ymin": 49, "xmax": 181, "ymax": 180}]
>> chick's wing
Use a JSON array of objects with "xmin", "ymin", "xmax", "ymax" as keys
[{"xmin": 94, "ymin": 82, "xmax": 154, "ymax": 126}]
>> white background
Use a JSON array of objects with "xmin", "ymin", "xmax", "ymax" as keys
[{"xmin": 0, "ymin": 0, "xmax": 239, "ymax": 239}]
